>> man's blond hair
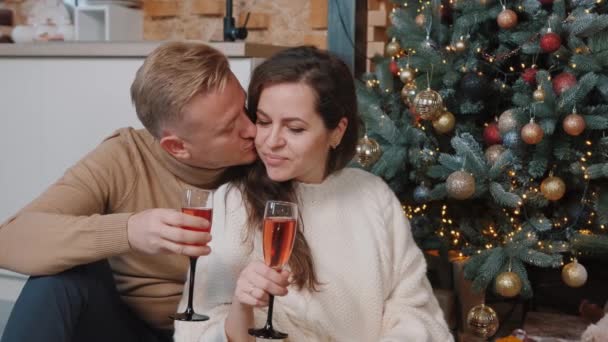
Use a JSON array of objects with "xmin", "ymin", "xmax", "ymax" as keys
[{"xmin": 131, "ymin": 41, "xmax": 231, "ymax": 138}]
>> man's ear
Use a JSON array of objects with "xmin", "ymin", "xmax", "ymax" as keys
[{"xmin": 159, "ymin": 134, "xmax": 191, "ymax": 160}]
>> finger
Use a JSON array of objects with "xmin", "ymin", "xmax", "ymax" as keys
[
  {"xmin": 253, "ymin": 264, "xmax": 291, "ymax": 288},
  {"xmin": 160, "ymin": 240, "xmax": 211, "ymax": 257},
  {"xmin": 238, "ymin": 292, "xmax": 268, "ymax": 307},
  {"xmin": 249, "ymin": 286, "xmax": 270, "ymax": 302},
  {"xmin": 165, "ymin": 211, "xmax": 211, "ymax": 231},
  {"xmin": 160, "ymin": 226, "xmax": 212, "ymax": 245},
  {"xmin": 250, "ymin": 272, "xmax": 289, "ymax": 297}
]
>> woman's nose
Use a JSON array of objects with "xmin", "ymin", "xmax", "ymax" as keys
[{"xmin": 266, "ymin": 126, "xmax": 286, "ymax": 147}]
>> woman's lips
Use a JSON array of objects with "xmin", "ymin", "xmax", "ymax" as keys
[{"xmin": 262, "ymin": 153, "xmax": 287, "ymax": 166}]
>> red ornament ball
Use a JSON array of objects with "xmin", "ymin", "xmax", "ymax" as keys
[
  {"xmin": 540, "ymin": 32, "xmax": 561, "ymax": 53},
  {"xmin": 522, "ymin": 68, "xmax": 538, "ymax": 85},
  {"xmin": 483, "ymin": 122, "xmax": 502, "ymax": 145},
  {"xmin": 389, "ymin": 60, "xmax": 399, "ymax": 75},
  {"xmin": 553, "ymin": 72, "xmax": 577, "ymax": 96}
]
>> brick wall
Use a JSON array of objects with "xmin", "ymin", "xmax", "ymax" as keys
[{"xmin": 2, "ymin": 0, "xmax": 329, "ymax": 49}]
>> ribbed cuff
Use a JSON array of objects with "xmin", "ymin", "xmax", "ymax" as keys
[{"xmin": 94, "ymin": 212, "xmax": 133, "ymax": 257}]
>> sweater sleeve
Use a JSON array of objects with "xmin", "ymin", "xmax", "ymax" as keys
[
  {"xmin": 0, "ymin": 131, "xmax": 135, "ymax": 275},
  {"xmin": 380, "ymin": 190, "xmax": 454, "ymax": 342}
]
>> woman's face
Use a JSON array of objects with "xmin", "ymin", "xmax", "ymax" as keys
[{"xmin": 254, "ymin": 82, "xmax": 346, "ymax": 184}]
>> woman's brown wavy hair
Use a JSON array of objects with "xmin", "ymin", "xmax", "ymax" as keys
[{"xmin": 232, "ymin": 46, "xmax": 359, "ymax": 290}]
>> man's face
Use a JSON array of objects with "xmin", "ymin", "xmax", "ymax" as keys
[{"xmin": 171, "ymin": 73, "xmax": 257, "ymax": 169}]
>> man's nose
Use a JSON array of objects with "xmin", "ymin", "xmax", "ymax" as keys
[{"xmin": 240, "ymin": 113, "xmax": 256, "ymax": 139}]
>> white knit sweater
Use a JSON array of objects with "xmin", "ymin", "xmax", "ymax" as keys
[{"xmin": 174, "ymin": 168, "xmax": 453, "ymax": 342}]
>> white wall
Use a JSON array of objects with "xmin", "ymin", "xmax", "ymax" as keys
[{"xmin": 0, "ymin": 57, "xmax": 254, "ymax": 221}]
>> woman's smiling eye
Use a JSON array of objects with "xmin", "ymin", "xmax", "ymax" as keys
[
  {"xmin": 288, "ymin": 127, "xmax": 305, "ymax": 133},
  {"xmin": 256, "ymin": 119, "xmax": 271, "ymax": 126}
]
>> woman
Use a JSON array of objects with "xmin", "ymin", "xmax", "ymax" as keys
[{"xmin": 174, "ymin": 46, "xmax": 452, "ymax": 341}]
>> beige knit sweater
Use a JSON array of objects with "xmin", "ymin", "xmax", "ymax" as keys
[
  {"xmin": 0, "ymin": 128, "xmax": 225, "ymax": 330},
  {"xmin": 174, "ymin": 168, "xmax": 453, "ymax": 341}
]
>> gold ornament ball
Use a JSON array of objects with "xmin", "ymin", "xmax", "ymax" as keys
[
  {"xmin": 497, "ymin": 9, "xmax": 518, "ymax": 29},
  {"xmin": 432, "ymin": 111, "xmax": 456, "ymax": 134},
  {"xmin": 385, "ymin": 39, "xmax": 401, "ymax": 57},
  {"xmin": 563, "ymin": 113, "xmax": 586, "ymax": 136},
  {"xmin": 415, "ymin": 14, "xmax": 426, "ymax": 27},
  {"xmin": 485, "ymin": 145, "xmax": 505, "ymax": 165},
  {"xmin": 467, "ymin": 304, "xmax": 499, "ymax": 338},
  {"xmin": 356, "ymin": 136, "xmax": 382, "ymax": 168},
  {"xmin": 454, "ymin": 39, "xmax": 467, "ymax": 52},
  {"xmin": 562, "ymin": 261, "xmax": 588, "ymax": 288},
  {"xmin": 521, "ymin": 121, "xmax": 544, "ymax": 145},
  {"xmin": 495, "ymin": 271, "xmax": 523, "ymax": 298},
  {"xmin": 498, "ymin": 109, "xmax": 518, "ymax": 134},
  {"xmin": 446, "ymin": 171, "xmax": 476, "ymax": 200},
  {"xmin": 541, "ymin": 176, "xmax": 566, "ymax": 201},
  {"xmin": 399, "ymin": 67, "xmax": 416, "ymax": 83},
  {"xmin": 400, "ymin": 83, "xmax": 418, "ymax": 105},
  {"xmin": 533, "ymin": 86, "xmax": 546, "ymax": 102},
  {"xmin": 413, "ymin": 89, "xmax": 444, "ymax": 120}
]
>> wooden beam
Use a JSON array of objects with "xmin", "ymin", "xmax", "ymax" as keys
[
  {"xmin": 304, "ymin": 33, "xmax": 328, "ymax": 49},
  {"xmin": 144, "ymin": 1, "xmax": 179, "ymax": 18},
  {"xmin": 309, "ymin": 0, "xmax": 328, "ymax": 29},
  {"xmin": 191, "ymin": 0, "xmax": 223, "ymax": 16},
  {"xmin": 238, "ymin": 12, "xmax": 269, "ymax": 30}
]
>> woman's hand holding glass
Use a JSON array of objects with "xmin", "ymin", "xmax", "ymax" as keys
[{"xmin": 234, "ymin": 260, "xmax": 290, "ymax": 307}]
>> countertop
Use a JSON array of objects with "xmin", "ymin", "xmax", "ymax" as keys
[{"xmin": 0, "ymin": 41, "xmax": 286, "ymax": 58}]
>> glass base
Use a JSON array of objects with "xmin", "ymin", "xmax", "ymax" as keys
[
  {"xmin": 248, "ymin": 327, "xmax": 287, "ymax": 339},
  {"xmin": 169, "ymin": 312, "xmax": 210, "ymax": 322}
]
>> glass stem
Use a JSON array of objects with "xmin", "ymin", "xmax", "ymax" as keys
[
  {"xmin": 262, "ymin": 294, "xmax": 276, "ymax": 330},
  {"xmin": 186, "ymin": 256, "xmax": 197, "ymax": 316}
]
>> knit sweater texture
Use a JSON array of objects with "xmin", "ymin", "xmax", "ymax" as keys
[
  {"xmin": 174, "ymin": 168, "xmax": 453, "ymax": 341},
  {"xmin": 0, "ymin": 128, "xmax": 225, "ymax": 330}
]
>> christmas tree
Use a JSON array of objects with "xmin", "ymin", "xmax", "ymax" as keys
[{"xmin": 357, "ymin": 0, "xmax": 608, "ymax": 300}]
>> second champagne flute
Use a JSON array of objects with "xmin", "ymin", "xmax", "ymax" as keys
[
  {"xmin": 249, "ymin": 200, "xmax": 298, "ymax": 339},
  {"xmin": 170, "ymin": 188, "xmax": 213, "ymax": 322}
]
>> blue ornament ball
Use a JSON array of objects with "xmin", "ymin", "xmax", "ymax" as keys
[
  {"xmin": 502, "ymin": 131, "xmax": 520, "ymax": 148},
  {"xmin": 414, "ymin": 184, "xmax": 431, "ymax": 203}
]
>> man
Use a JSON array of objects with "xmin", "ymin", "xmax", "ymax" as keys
[{"xmin": 0, "ymin": 41, "xmax": 256, "ymax": 342}]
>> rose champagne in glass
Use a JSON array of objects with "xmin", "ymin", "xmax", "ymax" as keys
[
  {"xmin": 249, "ymin": 200, "xmax": 298, "ymax": 339},
  {"xmin": 170, "ymin": 188, "xmax": 213, "ymax": 322}
]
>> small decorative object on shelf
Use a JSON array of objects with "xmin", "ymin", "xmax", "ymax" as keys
[{"xmin": 467, "ymin": 304, "xmax": 499, "ymax": 338}]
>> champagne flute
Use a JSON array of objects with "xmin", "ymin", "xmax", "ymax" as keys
[
  {"xmin": 249, "ymin": 200, "xmax": 298, "ymax": 339},
  {"xmin": 170, "ymin": 188, "xmax": 213, "ymax": 322}
]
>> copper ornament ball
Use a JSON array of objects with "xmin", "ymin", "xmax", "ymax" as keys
[
  {"xmin": 497, "ymin": 9, "xmax": 518, "ymax": 29},
  {"xmin": 541, "ymin": 176, "xmax": 566, "ymax": 201},
  {"xmin": 563, "ymin": 113, "xmax": 586, "ymax": 136},
  {"xmin": 446, "ymin": 171, "xmax": 476, "ymax": 200},
  {"xmin": 521, "ymin": 121, "xmax": 544, "ymax": 145}
]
